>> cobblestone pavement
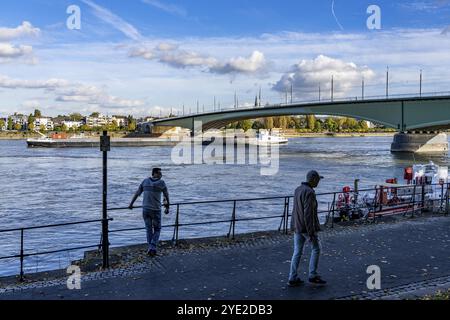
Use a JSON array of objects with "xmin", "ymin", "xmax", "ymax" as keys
[{"xmin": 1, "ymin": 215, "xmax": 449, "ymax": 300}]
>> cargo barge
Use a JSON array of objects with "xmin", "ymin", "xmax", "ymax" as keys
[{"xmin": 26, "ymin": 132, "xmax": 179, "ymax": 148}]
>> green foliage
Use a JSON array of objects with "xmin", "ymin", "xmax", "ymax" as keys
[{"xmin": 306, "ymin": 115, "xmax": 316, "ymax": 130}]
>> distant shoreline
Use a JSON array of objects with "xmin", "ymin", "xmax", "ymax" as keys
[{"xmin": 0, "ymin": 131, "xmax": 398, "ymax": 141}]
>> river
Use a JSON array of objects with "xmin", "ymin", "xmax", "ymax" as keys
[{"xmin": 0, "ymin": 136, "xmax": 448, "ymax": 276}]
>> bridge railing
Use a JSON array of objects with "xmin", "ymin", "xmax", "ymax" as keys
[{"xmin": 167, "ymin": 90, "xmax": 450, "ymax": 118}]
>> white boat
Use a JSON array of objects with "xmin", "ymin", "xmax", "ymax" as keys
[{"xmin": 253, "ymin": 129, "xmax": 288, "ymax": 145}]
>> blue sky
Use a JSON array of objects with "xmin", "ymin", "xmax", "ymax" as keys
[{"xmin": 1, "ymin": 0, "xmax": 450, "ymax": 116}]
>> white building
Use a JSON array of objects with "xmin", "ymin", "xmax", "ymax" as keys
[
  {"xmin": 83, "ymin": 114, "xmax": 110, "ymax": 127},
  {"xmin": 34, "ymin": 117, "xmax": 54, "ymax": 131},
  {"xmin": 9, "ymin": 114, "xmax": 28, "ymax": 130},
  {"xmin": 111, "ymin": 115, "xmax": 129, "ymax": 128},
  {"xmin": 62, "ymin": 120, "xmax": 82, "ymax": 129}
]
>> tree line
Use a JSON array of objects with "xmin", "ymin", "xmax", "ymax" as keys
[{"xmin": 225, "ymin": 115, "xmax": 395, "ymax": 133}]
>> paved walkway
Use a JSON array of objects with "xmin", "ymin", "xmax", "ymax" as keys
[{"xmin": 1, "ymin": 215, "xmax": 450, "ymax": 300}]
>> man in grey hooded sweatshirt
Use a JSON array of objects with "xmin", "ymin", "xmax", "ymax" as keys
[{"xmin": 288, "ymin": 170, "xmax": 327, "ymax": 287}]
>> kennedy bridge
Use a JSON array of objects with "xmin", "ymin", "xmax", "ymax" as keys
[{"xmin": 144, "ymin": 92, "xmax": 450, "ymax": 153}]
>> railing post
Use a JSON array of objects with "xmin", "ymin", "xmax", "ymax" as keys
[
  {"xmin": 227, "ymin": 201, "xmax": 237, "ymax": 240},
  {"xmin": 446, "ymin": 183, "xmax": 449, "ymax": 216},
  {"xmin": 100, "ymin": 131, "xmax": 110, "ymax": 269},
  {"xmin": 285, "ymin": 197, "xmax": 290, "ymax": 234},
  {"xmin": 172, "ymin": 204, "xmax": 180, "ymax": 245},
  {"xmin": 421, "ymin": 184, "xmax": 426, "ymax": 214},
  {"xmin": 331, "ymin": 193, "xmax": 336, "ymax": 228},
  {"xmin": 19, "ymin": 228, "xmax": 24, "ymax": 282}
]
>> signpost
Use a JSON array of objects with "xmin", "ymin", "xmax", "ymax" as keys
[{"xmin": 100, "ymin": 131, "xmax": 110, "ymax": 269}]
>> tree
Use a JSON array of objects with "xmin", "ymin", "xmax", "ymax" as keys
[
  {"xmin": 306, "ymin": 115, "xmax": 316, "ymax": 131},
  {"xmin": 33, "ymin": 109, "xmax": 42, "ymax": 118},
  {"xmin": 240, "ymin": 120, "xmax": 253, "ymax": 132},
  {"xmin": 61, "ymin": 124, "xmax": 68, "ymax": 132},
  {"xmin": 69, "ymin": 113, "xmax": 83, "ymax": 121},
  {"xmin": 345, "ymin": 118, "xmax": 358, "ymax": 130},
  {"xmin": 7, "ymin": 117, "xmax": 13, "ymax": 130},
  {"xmin": 28, "ymin": 114, "xmax": 36, "ymax": 131},
  {"xmin": 0, "ymin": 119, "xmax": 5, "ymax": 131},
  {"xmin": 90, "ymin": 112, "xmax": 100, "ymax": 118},
  {"xmin": 252, "ymin": 120, "xmax": 265, "ymax": 130},
  {"xmin": 28, "ymin": 122, "xmax": 35, "ymax": 131},
  {"xmin": 14, "ymin": 123, "xmax": 22, "ymax": 131},
  {"xmin": 39, "ymin": 124, "xmax": 46, "ymax": 133},
  {"xmin": 337, "ymin": 117, "xmax": 346, "ymax": 131},
  {"xmin": 315, "ymin": 121, "xmax": 323, "ymax": 132},
  {"xmin": 264, "ymin": 117, "xmax": 274, "ymax": 130},
  {"xmin": 325, "ymin": 118, "xmax": 337, "ymax": 132},
  {"xmin": 359, "ymin": 120, "xmax": 369, "ymax": 131},
  {"xmin": 127, "ymin": 115, "xmax": 136, "ymax": 132}
]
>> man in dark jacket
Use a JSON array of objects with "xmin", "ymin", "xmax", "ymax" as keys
[{"xmin": 288, "ymin": 170, "xmax": 327, "ymax": 287}]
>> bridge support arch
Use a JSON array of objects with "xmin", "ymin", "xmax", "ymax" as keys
[{"xmin": 391, "ymin": 132, "xmax": 449, "ymax": 154}]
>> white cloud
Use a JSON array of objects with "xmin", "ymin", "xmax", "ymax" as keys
[
  {"xmin": 0, "ymin": 21, "xmax": 40, "ymax": 41},
  {"xmin": 0, "ymin": 74, "xmax": 144, "ymax": 109},
  {"xmin": 0, "ymin": 21, "xmax": 39, "ymax": 63},
  {"xmin": 272, "ymin": 55, "xmax": 375, "ymax": 98},
  {"xmin": 0, "ymin": 43, "xmax": 33, "ymax": 58},
  {"xmin": 81, "ymin": 0, "xmax": 142, "ymax": 41},
  {"xmin": 141, "ymin": 0, "xmax": 187, "ymax": 17},
  {"xmin": 129, "ymin": 43, "xmax": 267, "ymax": 75},
  {"xmin": 211, "ymin": 51, "xmax": 267, "ymax": 74},
  {"xmin": 0, "ymin": 75, "xmax": 70, "ymax": 89}
]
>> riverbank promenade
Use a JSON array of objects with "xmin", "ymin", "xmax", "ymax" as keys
[{"xmin": 1, "ymin": 214, "xmax": 449, "ymax": 300}]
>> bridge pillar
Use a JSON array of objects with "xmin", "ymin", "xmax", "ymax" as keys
[{"xmin": 391, "ymin": 132, "xmax": 449, "ymax": 154}]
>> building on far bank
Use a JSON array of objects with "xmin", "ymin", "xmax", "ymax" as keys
[
  {"xmin": 111, "ymin": 115, "xmax": 129, "ymax": 128},
  {"xmin": 62, "ymin": 120, "xmax": 82, "ymax": 129},
  {"xmin": 34, "ymin": 117, "xmax": 54, "ymax": 131},
  {"xmin": 9, "ymin": 114, "xmax": 29, "ymax": 130},
  {"xmin": 83, "ymin": 114, "xmax": 110, "ymax": 127}
]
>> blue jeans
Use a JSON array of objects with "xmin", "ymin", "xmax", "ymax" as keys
[
  {"xmin": 289, "ymin": 233, "xmax": 321, "ymax": 281},
  {"xmin": 143, "ymin": 210, "xmax": 162, "ymax": 251}
]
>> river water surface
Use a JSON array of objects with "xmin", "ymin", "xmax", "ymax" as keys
[{"xmin": 0, "ymin": 136, "xmax": 448, "ymax": 276}]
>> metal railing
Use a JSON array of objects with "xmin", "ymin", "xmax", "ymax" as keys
[
  {"xmin": 1, "ymin": 183, "xmax": 449, "ymax": 282},
  {"xmin": 0, "ymin": 218, "xmax": 113, "ymax": 282},
  {"xmin": 161, "ymin": 91, "xmax": 450, "ymax": 118}
]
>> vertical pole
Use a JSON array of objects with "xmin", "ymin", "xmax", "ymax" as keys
[
  {"xmin": 362, "ymin": 78, "xmax": 365, "ymax": 100},
  {"xmin": 183, "ymin": 104, "xmax": 185, "ymax": 116},
  {"xmin": 331, "ymin": 76, "xmax": 334, "ymax": 102},
  {"xmin": 101, "ymin": 131, "xmax": 109, "ymax": 269},
  {"xmin": 214, "ymin": 96, "xmax": 216, "ymax": 112},
  {"xmin": 290, "ymin": 83, "xmax": 293, "ymax": 104},
  {"xmin": 331, "ymin": 193, "xmax": 336, "ymax": 228},
  {"xmin": 319, "ymin": 84, "xmax": 321, "ymax": 102},
  {"xmin": 20, "ymin": 228, "xmax": 24, "ymax": 282},
  {"xmin": 285, "ymin": 197, "xmax": 290, "ymax": 234},
  {"xmin": 421, "ymin": 184, "xmax": 426, "ymax": 214},
  {"xmin": 401, "ymin": 101, "xmax": 405, "ymax": 132},
  {"xmin": 172, "ymin": 204, "xmax": 180, "ymax": 245},
  {"xmin": 228, "ymin": 201, "xmax": 237, "ymax": 240},
  {"xmin": 386, "ymin": 66, "xmax": 389, "ymax": 99},
  {"xmin": 259, "ymin": 87, "xmax": 262, "ymax": 107},
  {"xmin": 446, "ymin": 183, "xmax": 449, "ymax": 215},
  {"xmin": 420, "ymin": 70, "xmax": 423, "ymax": 97}
]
